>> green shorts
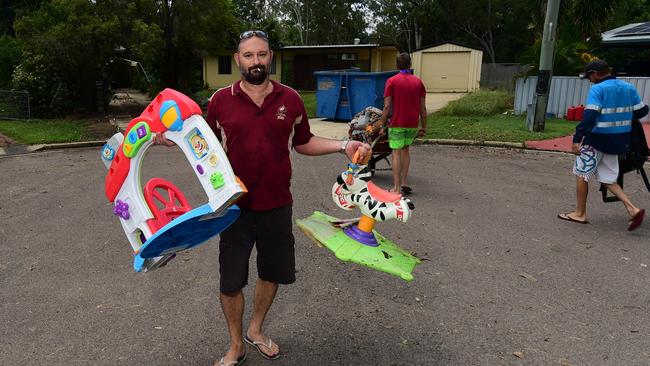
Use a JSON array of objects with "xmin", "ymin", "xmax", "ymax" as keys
[{"xmin": 388, "ymin": 127, "xmax": 417, "ymax": 149}]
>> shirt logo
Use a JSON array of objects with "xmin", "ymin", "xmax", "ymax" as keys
[{"xmin": 276, "ymin": 105, "xmax": 287, "ymax": 120}]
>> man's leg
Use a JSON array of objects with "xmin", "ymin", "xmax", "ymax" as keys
[
  {"xmin": 563, "ymin": 176, "xmax": 589, "ymax": 222},
  {"xmin": 388, "ymin": 128, "xmax": 405, "ymax": 193},
  {"xmin": 391, "ymin": 148, "xmax": 403, "ymax": 192},
  {"xmin": 246, "ymin": 279, "xmax": 280, "ymax": 356},
  {"xmin": 217, "ymin": 210, "xmax": 254, "ymax": 364},
  {"xmin": 219, "ymin": 291, "xmax": 246, "ymax": 363},
  {"xmin": 400, "ymin": 145, "xmax": 411, "ymax": 188},
  {"xmin": 244, "ymin": 205, "xmax": 293, "ymax": 358},
  {"xmin": 604, "ymin": 183, "xmax": 642, "ymax": 217}
]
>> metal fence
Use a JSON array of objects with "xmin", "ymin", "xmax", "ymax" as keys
[
  {"xmin": 481, "ymin": 63, "xmax": 529, "ymax": 91},
  {"xmin": 0, "ymin": 90, "xmax": 30, "ymax": 120},
  {"xmin": 514, "ymin": 76, "xmax": 650, "ymax": 121}
]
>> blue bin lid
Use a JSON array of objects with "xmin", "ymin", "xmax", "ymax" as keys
[{"xmin": 314, "ymin": 70, "xmax": 399, "ymax": 77}]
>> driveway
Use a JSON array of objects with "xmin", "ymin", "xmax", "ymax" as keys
[
  {"xmin": 309, "ymin": 92, "xmax": 465, "ymax": 140},
  {"xmin": 1, "ymin": 145, "xmax": 650, "ymax": 365},
  {"xmin": 424, "ymin": 92, "xmax": 466, "ymax": 114}
]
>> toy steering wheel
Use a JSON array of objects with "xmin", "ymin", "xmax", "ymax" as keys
[{"xmin": 144, "ymin": 178, "xmax": 191, "ymax": 230}]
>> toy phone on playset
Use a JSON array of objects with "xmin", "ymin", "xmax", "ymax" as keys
[{"xmin": 101, "ymin": 88, "xmax": 247, "ymax": 272}]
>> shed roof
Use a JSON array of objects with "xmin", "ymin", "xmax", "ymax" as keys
[
  {"xmin": 413, "ymin": 42, "xmax": 481, "ymax": 53},
  {"xmin": 280, "ymin": 44, "xmax": 384, "ymax": 50},
  {"xmin": 602, "ymin": 21, "xmax": 650, "ymax": 46}
]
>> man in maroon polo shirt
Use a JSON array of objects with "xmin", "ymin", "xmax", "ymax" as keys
[{"xmin": 206, "ymin": 31, "xmax": 370, "ymax": 366}]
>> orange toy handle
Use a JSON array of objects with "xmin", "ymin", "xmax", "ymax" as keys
[{"xmin": 352, "ymin": 148, "xmax": 372, "ymax": 165}]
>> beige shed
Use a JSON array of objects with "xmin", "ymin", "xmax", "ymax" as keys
[{"xmin": 411, "ymin": 43, "xmax": 483, "ymax": 92}]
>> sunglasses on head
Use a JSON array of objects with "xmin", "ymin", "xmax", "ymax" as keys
[{"xmin": 239, "ymin": 30, "xmax": 268, "ymax": 40}]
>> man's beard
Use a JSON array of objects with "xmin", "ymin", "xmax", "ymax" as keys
[{"xmin": 241, "ymin": 64, "xmax": 268, "ymax": 85}]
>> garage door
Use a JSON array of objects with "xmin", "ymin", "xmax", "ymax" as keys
[{"xmin": 421, "ymin": 51, "xmax": 470, "ymax": 92}]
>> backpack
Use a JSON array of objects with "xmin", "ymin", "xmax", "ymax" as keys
[{"xmin": 600, "ymin": 119, "xmax": 650, "ymax": 202}]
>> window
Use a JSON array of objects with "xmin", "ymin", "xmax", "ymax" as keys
[
  {"xmin": 218, "ymin": 56, "xmax": 231, "ymax": 74},
  {"xmin": 326, "ymin": 53, "xmax": 358, "ymax": 61}
]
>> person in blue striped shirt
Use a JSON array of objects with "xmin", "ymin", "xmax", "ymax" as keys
[{"xmin": 558, "ymin": 60, "xmax": 649, "ymax": 231}]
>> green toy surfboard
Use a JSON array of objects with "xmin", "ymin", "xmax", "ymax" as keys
[{"xmin": 296, "ymin": 211, "xmax": 421, "ymax": 281}]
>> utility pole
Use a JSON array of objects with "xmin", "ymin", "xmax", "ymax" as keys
[{"xmin": 529, "ymin": 0, "xmax": 561, "ymax": 132}]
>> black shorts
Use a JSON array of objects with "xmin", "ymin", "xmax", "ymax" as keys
[{"xmin": 219, "ymin": 205, "xmax": 296, "ymax": 293}]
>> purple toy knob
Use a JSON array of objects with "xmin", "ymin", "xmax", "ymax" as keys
[{"xmin": 113, "ymin": 200, "xmax": 130, "ymax": 220}]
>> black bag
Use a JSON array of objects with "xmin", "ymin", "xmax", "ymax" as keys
[{"xmin": 601, "ymin": 119, "xmax": 650, "ymax": 202}]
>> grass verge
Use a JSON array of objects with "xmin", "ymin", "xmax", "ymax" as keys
[
  {"xmin": 438, "ymin": 90, "xmax": 513, "ymax": 116},
  {"xmin": 0, "ymin": 119, "xmax": 93, "ymax": 144},
  {"xmin": 425, "ymin": 114, "xmax": 576, "ymax": 143}
]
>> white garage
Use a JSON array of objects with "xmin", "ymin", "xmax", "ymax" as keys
[{"xmin": 411, "ymin": 43, "xmax": 483, "ymax": 92}]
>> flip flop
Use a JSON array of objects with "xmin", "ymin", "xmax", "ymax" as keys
[
  {"xmin": 557, "ymin": 213, "xmax": 588, "ymax": 224},
  {"xmin": 401, "ymin": 186, "xmax": 413, "ymax": 194},
  {"xmin": 216, "ymin": 353, "xmax": 246, "ymax": 366},
  {"xmin": 244, "ymin": 335, "xmax": 280, "ymax": 360},
  {"xmin": 628, "ymin": 209, "xmax": 645, "ymax": 231}
]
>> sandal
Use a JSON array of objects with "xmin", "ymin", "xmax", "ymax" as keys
[
  {"xmin": 557, "ymin": 213, "xmax": 588, "ymax": 224},
  {"xmin": 215, "ymin": 353, "xmax": 246, "ymax": 366},
  {"xmin": 401, "ymin": 185, "xmax": 413, "ymax": 194},
  {"xmin": 244, "ymin": 335, "xmax": 280, "ymax": 360},
  {"xmin": 628, "ymin": 209, "xmax": 645, "ymax": 231}
]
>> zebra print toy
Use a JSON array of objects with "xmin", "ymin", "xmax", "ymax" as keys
[{"xmin": 332, "ymin": 162, "xmax": 414, "ymax": 223}]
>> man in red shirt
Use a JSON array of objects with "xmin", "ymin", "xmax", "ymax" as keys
[
  {"xmin": 378, "ymin": 53, "xmax": 427, "ymax": 195},
  {"xmin": 205, "ymin": 31, "xmax": 369, "ymax": 366}
]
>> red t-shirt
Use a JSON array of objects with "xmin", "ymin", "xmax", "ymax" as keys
[
  {"xmin": 206, "ymin": 80, "xmax": 313, "ymax": 211},
  {"xmin": 383, "ymin": 72, "xmax": 426, "ymax": 128}
]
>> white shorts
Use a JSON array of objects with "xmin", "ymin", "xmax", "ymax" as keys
[{"xmin": 573, "ymin": 145, "xmax": 619, "ymax": 184}]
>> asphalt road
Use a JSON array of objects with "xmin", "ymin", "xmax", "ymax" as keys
[{"xmin": 1, "ymin": 145, "xmax": 650, "ymax": 366}]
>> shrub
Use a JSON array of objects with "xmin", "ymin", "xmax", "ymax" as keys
[
  {"xmin": 438, "ymin": 90, "xmax": 514, "ymax": 117},
  {"xmin": 12, "ymin": 53, "xmax": 72, "ymax": 117}
]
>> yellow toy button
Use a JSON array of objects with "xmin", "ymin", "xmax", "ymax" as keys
[{"xmin": 208, "ymin": 153, "xmax": 218, "ymax": 166}]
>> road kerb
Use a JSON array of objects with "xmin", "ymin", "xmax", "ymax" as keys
[
  {"xmin": 8, "ymin": 138, "xmax": 568, "ymax": 156},
  {"xmin": 28, "ymin": 141, "xmax": 106, "ymax": 152},
  {"xmin": 416, "ymin": 138, "xmax": 526, "ymax": 149}
]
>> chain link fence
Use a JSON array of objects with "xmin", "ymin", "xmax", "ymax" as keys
[{"xmin": 0, "ymin": 90, "xmax": 30, "ymax": 120}]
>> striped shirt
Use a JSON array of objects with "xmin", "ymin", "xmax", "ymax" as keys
[{"xmin": 573, "ymin": 76, "xmax": 646, "ymax": 154}]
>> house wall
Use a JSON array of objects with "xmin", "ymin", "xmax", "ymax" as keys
[
  {"xmin": 203, "ymin": 46, "xmax": 398, "ymax": 90},
  {"xmin": 203, "ymin": 52, "xmax": 282, "ymax": 89},
  {"xmin": 379, "ymin": 49, "xmax": 398, "ymax": 71}
]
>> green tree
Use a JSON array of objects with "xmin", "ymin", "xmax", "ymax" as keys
[
  {"xmin": 1, "ymin": 1, "xmax": 46, "ymax": 88},
  {"xmin": 10, "ymin": 0, "xmax": 238, "ymax": 116},
  {"xmin": 0, "ymin": 35, "xmax": 21, "ymax": 87},
  {"xmin": 1, "ymin": 0, "xmax": 45, "ymax": 37},
  {"xmin": 14, "ymin": 0, "xmax": 123, "ymax": 115},
  {"xmin": 147, "ymin": 0, "xmax": 238, "ymax": 91},
  {"xmin": 370, "ymin": 0, "xmax": 444, "ymax": 52},
  {"xmin": 270, "ymin": 0, "xmax": 368, "ymax": 45},
  {"xmin": 519, "ymin": 0, "xmax": 634, "ymax": 75}
]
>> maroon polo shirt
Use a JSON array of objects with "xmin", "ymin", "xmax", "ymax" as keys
[{"xmin": 206, "ymin": 80, "xmax": 313, "ymax": 211}]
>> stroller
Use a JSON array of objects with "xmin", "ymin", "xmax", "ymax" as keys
[{"xmin": 348, "ymin": 107, "xmax": 392, "ymax": 175}]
